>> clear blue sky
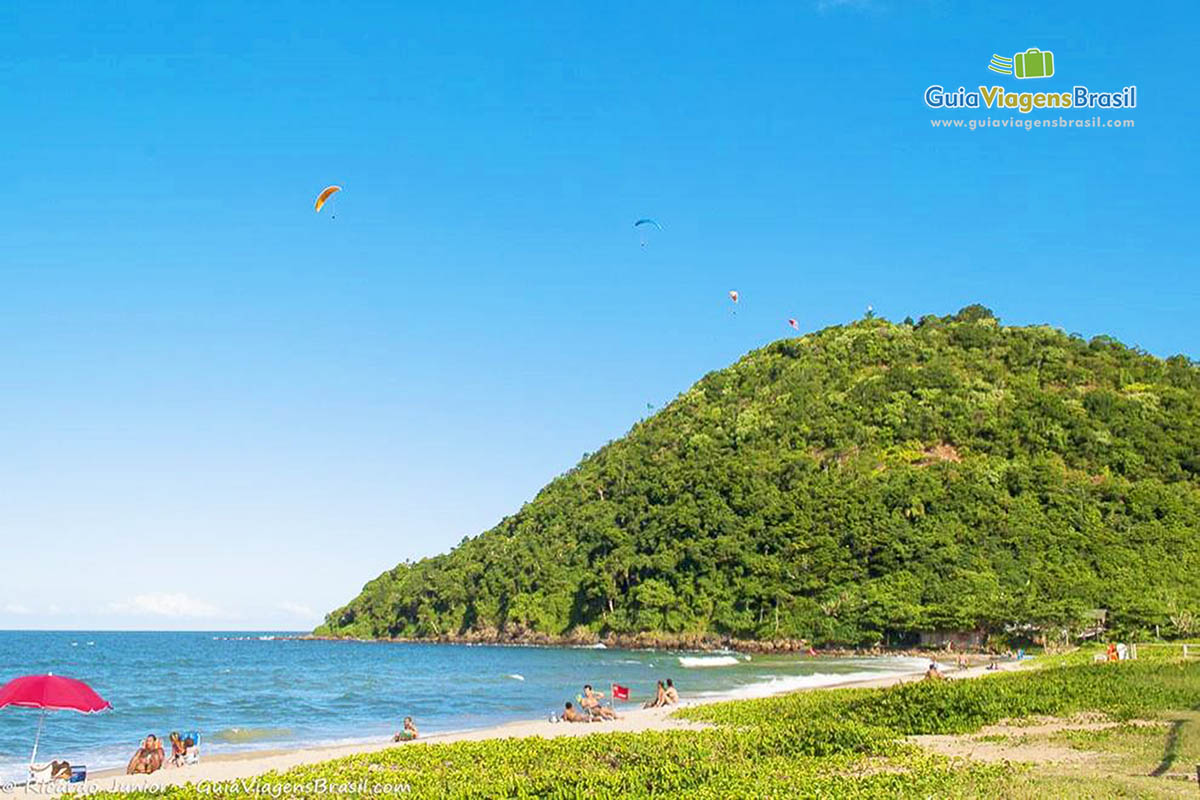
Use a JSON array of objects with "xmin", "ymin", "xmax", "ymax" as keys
[{"xmin": 1, "ymin": 2, "xmax": 1195, "ymax": 630}]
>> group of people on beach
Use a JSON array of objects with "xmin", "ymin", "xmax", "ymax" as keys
[
  {"xmin": 559, "ymin": 679, "xmax": 678, "ymax": 723},
  {"xmin": 390, "ymin": 678, "xmax": 682, "ymax": 739},
  {"xmin": 562, "ymin": 684, "xmax": 619, "ymax": 722},
  {"xmin": 642, "ymin": 678, "xmax": 679, "ymax": 708},
  {"xmin": 126, "ymin": 732, "xmax": 196, "ymax": 774}
]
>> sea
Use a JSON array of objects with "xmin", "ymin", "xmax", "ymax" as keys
[{"xmin": 0, "ymin": 631, "xmax": 928, "ymax": 781}]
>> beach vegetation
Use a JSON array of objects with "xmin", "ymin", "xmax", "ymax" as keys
[{"xmin": 91, "ymin": 657, "xmax": 1200, "ymax": 798}]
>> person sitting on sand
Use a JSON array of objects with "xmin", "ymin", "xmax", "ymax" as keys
[
  {"xmin": 925, "ymin": 662, "xmax": 944, "ymax": 681},
  {"xmin": 664, "ymin": 678, "xmax": 679, "ymax": 705},
  {"xmin": 643, "ymin": 680, "xmax": 666, "ymax": 709},
  {"xmin": 393, "ymin": 716, "xmax": 419, "ymax": 741},
  {"xmin": 582, "ymin": 685, "xmax": 618, "ymax": 720},
  {"xmin": 126, "ymin": 734, "xmax": 164, "ymax": 774},
  {"xmin": 169, "ymin": 732, "xmax": 188, "ymax": 767},
  {"xmin": 50, "ymin": 760, "xmax": 72, "ymax": 781},
  {"xmin": 562, "ymin": 701, "xmax": 592, "ymax": 723}
]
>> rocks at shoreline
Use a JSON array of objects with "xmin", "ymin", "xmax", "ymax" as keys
[{"xmin": 296, "ymin": 630, "xmax": 949, "ymax": 659}]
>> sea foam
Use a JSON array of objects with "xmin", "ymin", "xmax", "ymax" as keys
[{"xmin": 678, "ymin": 655, "xmax": 740, "ymax": 668}]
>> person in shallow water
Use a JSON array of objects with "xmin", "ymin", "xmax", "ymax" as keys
[
  {"xmin": 643, "ymin": 680, "xmax": 666, "ymax": 708},
  {"xmin": 126, "ymin": 734, "xmax": 164, "ymax": 774},
  {"xmin": 393, "ymin": 716, "xmax": 419, "ymax": 741},
  {"xmin": 562, "ymin": 701, "xmax": 592, "ymax": 722},
  {"xmin": 664, "ymin": 678, "xmax": 679, "ymax": 705}
]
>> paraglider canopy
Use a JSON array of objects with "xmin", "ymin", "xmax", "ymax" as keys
[
  {"xmin": 634, "ymin": 218, "xmax": 662, "ymax": 247},
  {"xmin": 788, "ymin": 319, "xmax": 799, "ymax": 330},
  {"xmin": 314, "ymin": 185, "xmax": 342, "ymax": 213},
  {"xmin": 729, "ymin": 290, "xmax": 739, "ymax": 303}
]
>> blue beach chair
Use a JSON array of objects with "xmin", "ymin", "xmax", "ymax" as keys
[{"xmin": 184, "ymin": 731, "xmax": 201, "ymax": 765}]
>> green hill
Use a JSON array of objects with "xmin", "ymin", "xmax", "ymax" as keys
[{"xmin": 317, "ymin": 307, "xmax": 1200, "ymax": 646}]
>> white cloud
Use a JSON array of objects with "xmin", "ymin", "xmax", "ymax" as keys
[
  {"xmin": 275, "ymin": 601, "xmax": 317, "ymax": 620},
  {"xmin": 110, "ymin": 592, "xmax": 220, "ymax": 618},
  {"xmin": 3, "ymin": 603, "xmax": 31, "ymax": 615}
]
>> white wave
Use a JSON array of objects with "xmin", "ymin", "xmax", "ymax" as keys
[
  {"xmin": 678, "ymin": 655, "xmax": 740, "ymax": 668},
  {"xmin": 695, "ymin": 668, "xmax": 924, "ymax": 700},
  {"xmin": 571, "ymin": 643, "xmax": 607, "ymax": 649},
  {"xmin": 506, "ymin": 673, "xmax": 525, "ymax": 681}
]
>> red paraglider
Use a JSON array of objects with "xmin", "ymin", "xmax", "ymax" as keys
[{"xmin": 788, "ymin": 319, "xmax": 799, "ymax": 330}]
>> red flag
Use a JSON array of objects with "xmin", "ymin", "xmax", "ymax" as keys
[{"xmin": 611, "ymin": 684, "xmax": 630, "ymax": 701}]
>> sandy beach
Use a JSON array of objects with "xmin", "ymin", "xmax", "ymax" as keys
[{"xmin": 60, "ymin": 658, "xmax": 1028, "ymax": 794}]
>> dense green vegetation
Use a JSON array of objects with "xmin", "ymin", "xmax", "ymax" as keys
[
  {"xmin": 680, "ymin": 656, "xmax": 1200, "ymax": 734},
  {"xmin": 95, "ymin": 658, "xmax": 1200, "ymax": 799},
  {"xmin": 319, "ymin": 306, "xmax": 1200, "ymax": 645}
]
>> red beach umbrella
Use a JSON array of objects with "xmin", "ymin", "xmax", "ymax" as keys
[{"xmin": 0, "ymin": 674, "xmax": 112, "ymax": 772}]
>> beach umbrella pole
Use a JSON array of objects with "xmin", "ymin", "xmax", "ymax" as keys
[{"xmin": 29, "ymin": 708, "xmax": 46, "ymax": 768}]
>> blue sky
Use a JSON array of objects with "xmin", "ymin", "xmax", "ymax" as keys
[{"xmin": 1, "ymin": 2, "xmax": 1194, "ymax": 629}]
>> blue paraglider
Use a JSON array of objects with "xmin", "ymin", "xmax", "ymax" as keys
[{"xmin": 634, "ymin": 218, "xmax": 662, "ymax": 246}]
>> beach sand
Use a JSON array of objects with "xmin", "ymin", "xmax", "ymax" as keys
[{"xmin": 66, "ymin": 658, "xmax": 1028, "ymax": 794}]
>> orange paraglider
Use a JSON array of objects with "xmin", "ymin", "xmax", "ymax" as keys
[
  {"xmin": 729, "ymin": 290, "xmax": 739, "ymax": 304},
  {"xmin": 314, "ymin": 185, "xmax": 342, "ymax": 213}
]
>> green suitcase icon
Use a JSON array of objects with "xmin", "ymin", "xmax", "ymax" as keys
[{"xmin": 1014, "ymin": 48, "xmax": 1054, "ymax": 79}]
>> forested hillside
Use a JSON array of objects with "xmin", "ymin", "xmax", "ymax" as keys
[{"xmin": 317, "ymin": 307, "xmax": 1200, "ymax": 646}]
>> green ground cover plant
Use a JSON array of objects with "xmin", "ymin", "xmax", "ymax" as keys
[{"xmin": 92, "ymin": 657, "xmax": 1200, "ymax": 799}]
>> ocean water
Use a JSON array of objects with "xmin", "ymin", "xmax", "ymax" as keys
[{"xmin": 0, "ymin": 632, "xmax": 926, "ymax": 781}]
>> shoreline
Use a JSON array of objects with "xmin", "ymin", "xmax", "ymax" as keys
[
  {"xmin": 72, "ymin": 657, "xmax": 1028, "ymax": 794},
  {"xmin": 299, "ymin": 631, "xmax": 950, "ymax": 656}
]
